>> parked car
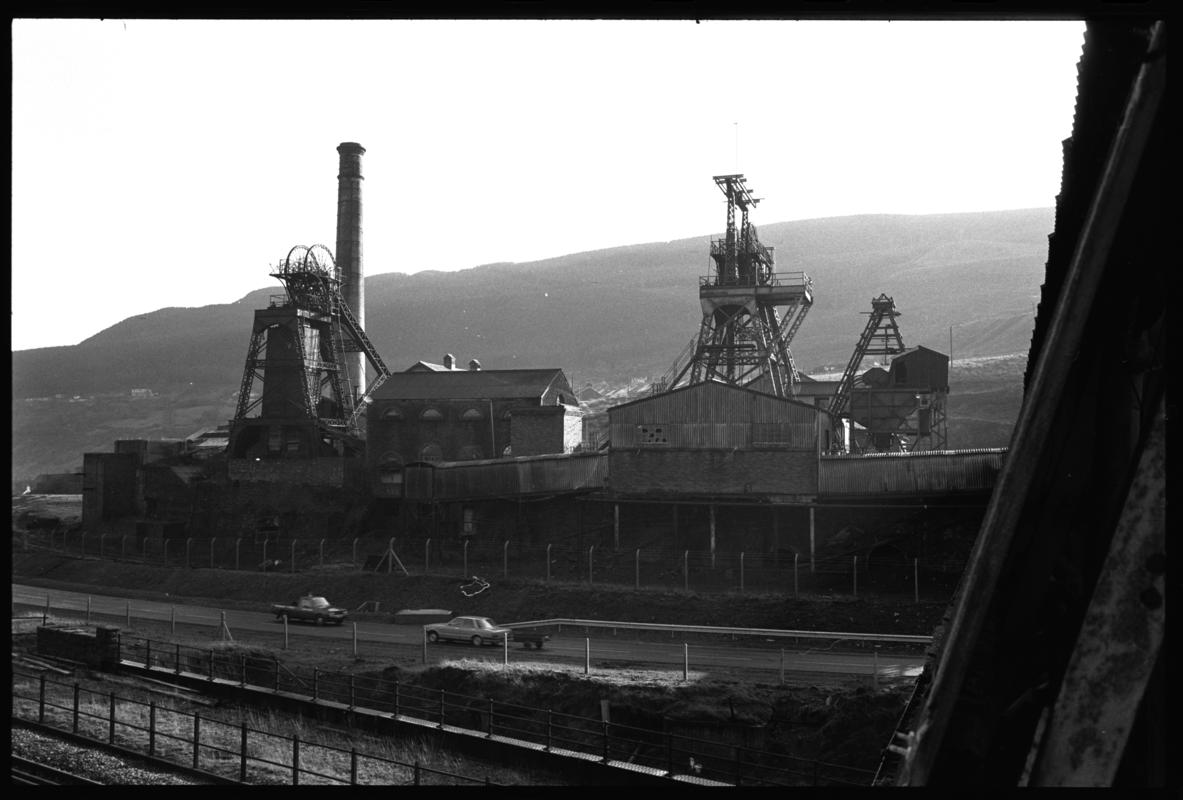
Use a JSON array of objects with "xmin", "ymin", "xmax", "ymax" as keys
[
  {"xmin": 423, "ymin": 615, "xmax": 511, "ymax": 646},
  {"xmin": 271, "ymin": 595, "xmax": 348, "ymax": 625}
]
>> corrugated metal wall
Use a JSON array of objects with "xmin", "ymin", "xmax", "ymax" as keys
[
  {"xmin": 609, "ymin": 382, "xmax": 819, "ymax": 450},
  {"xmin": 403, "ymin": 452, "xmax": 607, "ymax": 501},
  {"xmin": 819, "ymin": 449, "xmax": 1006, "ymax": 496}
]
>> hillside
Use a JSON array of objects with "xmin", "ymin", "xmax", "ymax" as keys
[{"xmin": 11, "ymin": 208, "xmax": 1049, "ymax": 482}]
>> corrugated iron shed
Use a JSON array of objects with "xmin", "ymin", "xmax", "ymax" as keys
[{"xmin": 370, "ymin": 368, "xmax": 574, "ymax": 402}]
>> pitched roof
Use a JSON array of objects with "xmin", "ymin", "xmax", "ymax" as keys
[{"xmin": 372, "ymin": 368, "xmax": 570, "ymax": 401}]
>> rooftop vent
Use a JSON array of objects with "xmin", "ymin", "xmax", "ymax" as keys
[{"xmin": 469, "ymin": 359, "xmax": 482, "ymax": 371}]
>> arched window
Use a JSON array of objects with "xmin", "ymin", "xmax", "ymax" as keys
[
  {"xmin": 461, "ymin": 408, "xmax": 484, "ymax": 421},
  {"xmin": 382, "ymin": 407, "xmax": 403, "ymax": 419},
  {"xmin": 420, "ymin": 408, "xmax": 444, "ymax": 421},
  {"xmin": 418, "ymin": 443, "xmax": 443, "ymax": 462}
]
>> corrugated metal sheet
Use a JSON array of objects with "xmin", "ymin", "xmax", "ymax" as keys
[
  {"xmin": 370, "ymin": 369, "xmax": 568, "ymax": 401},
  {"xmin": 404, "ymin": 452, "xmax": 607, "ymax": 501},
  {"xmin": 611, "ymin": 381, "xmax": 818, "ymax": 424},
  {"xmin": 609, "ymin": 382, "xmax": 819, "ymax": 449},
  {"xmin": 819, "ymin": 449, "xmax": 1006, "ymax": 496}
]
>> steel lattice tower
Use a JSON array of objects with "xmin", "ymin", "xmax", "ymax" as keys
[
  {"xmin": 227, "ymin": 244, "xmax": 390, "ymax": 460},
  {"xmin": 665, "ymin": 175, "xmax": 813, "ymax": 398}
]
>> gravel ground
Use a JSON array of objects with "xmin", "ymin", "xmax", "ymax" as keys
[{"xmin": 11, "ymin": 725, "xmax": 214, "ymax": 785}]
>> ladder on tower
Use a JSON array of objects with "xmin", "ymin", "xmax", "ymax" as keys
[
  {"xmin": 828, "ymin": 294, "xmax": 906, "ymax": 417},
  {"xmin": 334, "ymin": 296, "xmax": 392, "ymax": 425}
]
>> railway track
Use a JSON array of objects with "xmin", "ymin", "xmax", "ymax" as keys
[
  {"xmin": 12, "ymin": 753, "xmax": 105, "ymax": 785},
  {"xmin": 10, "ymin": 719, "xmax": 235, "ymax": 785}
]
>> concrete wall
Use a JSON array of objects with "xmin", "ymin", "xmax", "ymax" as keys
[
  {"xmin": 608, "ymin": 449, "xmax": 818, "ymax": 497},
  {"xmin": 37, "ymin": 625, "xmax": 121, "ymax": 669}
]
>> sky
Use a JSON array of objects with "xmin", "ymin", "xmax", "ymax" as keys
[{"xmin": 10, "ymin": 18, "xmax": 1086, "ymax": 352}]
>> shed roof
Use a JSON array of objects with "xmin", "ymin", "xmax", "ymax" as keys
[{"xmin": 372, "ymin": 368, "xmax": 571, "ymax": 402}]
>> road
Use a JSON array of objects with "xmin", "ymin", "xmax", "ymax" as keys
[{"xmin": 12, "ymin": 583, "xmax": 923, "ymax": 683}]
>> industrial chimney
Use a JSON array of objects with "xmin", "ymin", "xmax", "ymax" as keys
[{"xmin": 336, "ymin": 142, "xmax": 366, "ymax": 398}]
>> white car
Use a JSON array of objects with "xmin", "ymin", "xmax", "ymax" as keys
[{"xmin": 424, "ymin": 615, "xmax": 511, "ymax": 646}]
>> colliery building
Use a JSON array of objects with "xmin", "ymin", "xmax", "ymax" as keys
[{"xmin": 80, "ymin": 139, "xmax": 999, "ymax": 561}]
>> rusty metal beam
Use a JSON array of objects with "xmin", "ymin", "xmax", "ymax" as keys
[{"xmin": 1025, "ymin": 398, "xmax": 1165, "ymax": 786}]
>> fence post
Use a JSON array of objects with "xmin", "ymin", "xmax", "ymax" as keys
[
  {"xmin": 602, "ymin": 719, "xmax": 610, "ymax": 763},
  {"xmin": 38, "ymin": 675, "xmax": 46, "ymax": 723},
  {"xmin": 99, "ymin": 533, "xmax": 104, "ymax": 559},
  {"xmin": 780, "ymin": 648, "xmax": 785, "ymax": 684},
  {"xmin": 175, "ymin": 642, "xmax": 181, "ymax": 675},
  {"xmin": 240, "ymin": 654, "xmax": 247, "ymax": 688},
  {"xmin": 546, "ymin": 710, "xmax": 553, "ymax": 751},
  {"xmin": 262, "ymin": 539, "xmax": 268, "ymax": 569},
  {"xmin": 795, "ymin": 553, "xmax": 799, "ymax": 599},
  {"xmin": 208, "ymin": 649, "xmax": 215, "ymax": 681},
  {"xmin": 146, "ymin": 639, "xmax": 152, "ymax": 669},
  {"xmin": 235, "ymin": 538, "xmax": 241, "ymax": 571},
  {"xmin": 240, "ymin": 723, "xmax": 249, "ymax": 782},
  {"xmin": 353, "ymin": 623, "xmax": 358, "ymax": 658},
  {"xmin": 353, "ymin": 538, "xmax": 358, "ymax": 570},
  {"xmin": 291, "ymin": 540, "xmax": 296, "ymax": 573},
  {"xmin": 853, "ymin": 555, "xmax": 859, "ymax": 598},
  {"xmin": 109, "ymin": 692, "xmax": 116, "ymax": 743},
  {"xmin": 438, "ymin": 688, "xmax": 445, "ymax": 729},
  {"xmin": 86, "ymin": 596, "xmax": 91, "ymax": 625},
  {"xmin": 185, "ymin": 538, "xmax": 191, "ymax": 568},
  {"xmin": 503, "ymin": 632, "xmax": 508, "ymax": 666},
  {"xmin": 44, "ymin": 592, "xmax": 50, "ymax": 624},
  {"xmin": 739, "ymin": 552, "xmax": 745, "ymax": 594},
  {"xmin": 546, "ymin": 543, "xmax": 552, "ymax": 583},
  {"xmin": 163, "ymin": 538, "xmax": 170, "ymax": 566},
  {"xmin": 349, "ymin": 675, "xmax": 355, "ymax": 710},
  {"xmin": 149, "ymin": 701, "xmax": 157, "ymax": 755},
  {"xmin": 171, "ymin": 606, "xmax": 176, "ymax": 636},
  {"xmin": 487, "ymin": 698, "xmax": 495, "ymax": 738},
  {"xmin": 683, "ymin": 643, "xmax": 689, "ymax": 681},
  {"xmin": 388, "ymin": 538, "xmax": 395, "ymax": 574},
  {"xmin": 71, "ymin": 682, "xmax": 80, "ymax": 732},
  {"xmin": 463, "ymin": 539, "xmax": 469, "ymax": 576},
  {"xmin": 635, "ymin": 548, "xmax": 640, "ymax": 590},
  {"xmin": 504, "ymin": 539, "xmax": 510, "ymax": 579},
  {"xmin": 425, "ymin": 538, "xmax": 430, "ymax": 573},
  {"xmin": 211, "ymin": 538, "xmax": 216, "ymax": 569},
  {"xmin": 350, "ymin": 748, "xmax": 358, "ymax": 786},
  {"xmin": 320, "ymin": 539, "xmax": 325, "ymax": 570},
  {"xmin": 292, "ymin": 735, "xmax": 300, "ymax": 786},
  {"xmin": 394, "ymin": 678, "xmax": 400, "ymax": 717},
  {"xmin": 585, "ymin": 638, "xmax": 591, "ymax": 675},
  {"xmin": 193, "ymin": 714, "xmax": 201, "ymax": 769},
  {"xmin": 683, "ymin": 550, "xmax": 689, "ymax": 592},
  {"xmin": 313, "ymin": 668, "xmax": 319, "ymax": 701},
  {"xmin": 126, "ymin": 601, "xmax": 131, "ymax": 628},
  {"xmin": 275, "ymin": 657, "xmax": 281, "ymax": 691},
  {"xmin": 588, "ymin": 545, "xmax": 594, "ymax": 585},
  {"xmin": 914, "ymin": 558, "xmax": 920, "ymax": 603}
]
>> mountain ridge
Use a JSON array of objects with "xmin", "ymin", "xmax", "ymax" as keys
[{"xmin": 11, "ymin": 208, "xmax": 1050, "ymax": 482}]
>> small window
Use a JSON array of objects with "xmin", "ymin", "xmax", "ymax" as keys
[
  {"xmin": 638, "ymin": 425, "xmax": 668, "ymax": 445},
  {"xmin": 461, "ymin": 408, "xmax": 483, "ymax": 420},
  {"xmin": 418, "ymin": 443, "xmax": 443, "ymax": 462},
  {"xmin": 382, "ymin": 407, "xmax": 403, "ymax": 419},
  {"xmin": 420, "ymin": 408, "xmax": 444, "ymax": 421}
]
